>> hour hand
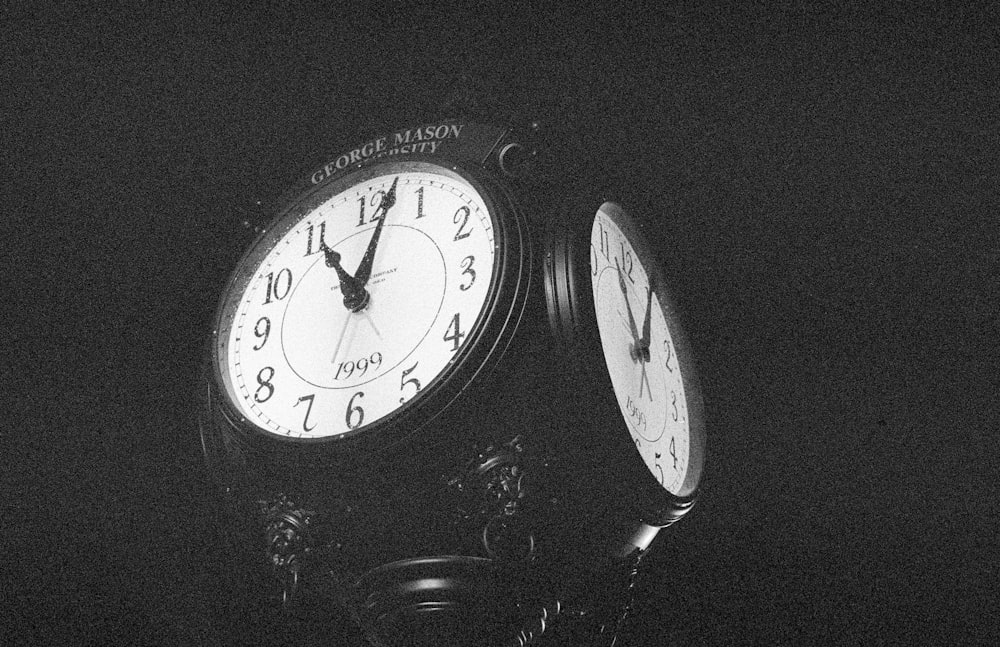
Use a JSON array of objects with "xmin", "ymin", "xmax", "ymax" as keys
[{"xmin": 323, "ymin": 244, "xmax": 369, "ymax": 312}]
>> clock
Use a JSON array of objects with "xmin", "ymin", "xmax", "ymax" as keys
[
  {"xmin": 207, "ymin": 153, "xmax": 530, "ymax": 458},
  {"xmin": 198, "ymin": 117, "xmax": 708, "ymax": 645},
  {"xmin": 544, "ymin": 199, "xmax": 707, "ymax": 554}
]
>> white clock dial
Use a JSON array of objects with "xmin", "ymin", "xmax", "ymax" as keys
[
  {"xmin": 215, "ymin": 161, "xmax": 497, "ymax": 440},
  {"xmin": 590, "ymin": 203, "xmax": 692, "ymax": 495}
]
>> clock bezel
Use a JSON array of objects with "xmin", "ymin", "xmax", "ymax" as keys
[
  {"xmin": 207, "ymin": 154, "xmax": 532, "ymax": 457},
  {"xmin": 544, "ymin": 198, "xmax": 706, "ymax": 525}
]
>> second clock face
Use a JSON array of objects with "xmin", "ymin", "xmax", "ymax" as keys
[
  {"xmin": 215, "ymin": 160, "xmax": 498, "ymax": 440},
  {"xmin": 590, "ymin": 203, "xmax": 693, "ymax": 496}
]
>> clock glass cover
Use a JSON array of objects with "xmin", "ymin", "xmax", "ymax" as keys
[
  {"xmin": 214, "ymin": 159, "xmax": 500, "ymax": 440},
  {"xmin": 590, "ymin": 202, "xmax": 703, "ymax": 498}
]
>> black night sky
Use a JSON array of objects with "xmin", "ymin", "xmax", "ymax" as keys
[{"xmin": 8, "ymin": 5, "xmax": 999, "ymax": 645}]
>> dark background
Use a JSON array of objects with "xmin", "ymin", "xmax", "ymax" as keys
[{"xmin": 7, "ymin": 5, "xmax": 999, "ymax": 645}]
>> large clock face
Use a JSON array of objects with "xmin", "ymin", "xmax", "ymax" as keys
[
  {"xmin": 215, "ymin": 160, "xmax": 498, "ymax": 440},
  {"xmin": 590, "ymin": 203, "xmax": 696, "ymax": 496}
]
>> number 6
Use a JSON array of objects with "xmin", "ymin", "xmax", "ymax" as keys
[{"xmin": 346, "ymin": 391, "xmax": 365, "ymax": 430}]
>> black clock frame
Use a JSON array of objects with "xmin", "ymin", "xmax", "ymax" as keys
[
  {"xmin": 203, "ymin": 154, "xmax": 533, "ymax": 473},
  {"xmin": 543, "ymin": 198, "xmax": 707, "ymax": 528}
]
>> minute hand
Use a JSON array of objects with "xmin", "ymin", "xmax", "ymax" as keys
[
  {"xmin": 637, "ymin": 282, "xmax": 653, "ymax": 362},
  {"xmin": 353, "ymin": 176, "xmax": 399, "ymax": 286},
  {"xmin": 616, "ymin": 258, "xmax": 642, "ymax": 351}
]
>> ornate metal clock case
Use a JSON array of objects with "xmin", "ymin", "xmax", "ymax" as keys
[{"xmin": 199, "ymin": 118, "xmax": 707, "ymax": 646}]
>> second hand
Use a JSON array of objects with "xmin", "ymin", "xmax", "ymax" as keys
[{"xmin": 331, "ymin": 312, "xmax": 355, "ymax": 365}]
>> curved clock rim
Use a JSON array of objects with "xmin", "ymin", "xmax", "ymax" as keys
[
  {"xmin": 543, "ymin": 196, "xmax": 707, "ymax": 521},
  {"xmin": 206, "ymin": 154, "xmax": 532, "ymax": 459}
]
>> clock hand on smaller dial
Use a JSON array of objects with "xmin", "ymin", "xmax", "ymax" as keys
[
  {"xmin": 323, "ymin": 244, "xmax": 370, "ymax": 312},
  {"xmin": 636, "ymin": 283, "xmax": 653, "ymax": 363},
  {"xmin": 616, "ymin": 257, "xmax": 642, "ymax": 362},
  {"xmin": 639, "ymin": 357, "xmax": 653, "ymax": 401},
  {"xmin": 638, "ymin": 284, "xmax": 656, "ymax": 400},
  {"xmin": 353, "ymin": 176, "xmax": 398, "ymax": 287}
]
